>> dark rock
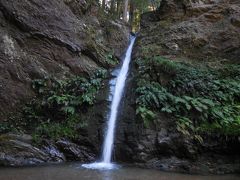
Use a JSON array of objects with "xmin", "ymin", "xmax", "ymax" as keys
[
  {"xmin": 0, "ymin": 134, "xmax": 99, "ymax": 166},
  {"xmin": 145, "ymin": 157, "xmax": 191, "ymax": 173},
  {"xmin": 41, "ymin": 140, "xmax": 66, "ymax": 162},
  {"xmin": 231, "ymin": 15, "xmax": 240, "ymax": 27},
  {"xmin": 56, "ymin": 139, "xmax": 95, "ymax": 162},
  {"xmin": 156, "ymin": 136, "xmax": 173, "ymax": 155},
  {"xmin": 0, "ymin": 134, "xmax": 49, "ymax": 166}
]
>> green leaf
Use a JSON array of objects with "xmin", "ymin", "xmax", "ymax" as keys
[{"xmin": 61, "ymin": 106, "xmax": 75, "ymax": 115}]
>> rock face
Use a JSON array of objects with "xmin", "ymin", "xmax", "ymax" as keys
[
  {"xmin": 0, "ymin": 134, "xmax": 97, "ymax": 166},
  {"xmin": 138, "ymin": 0, "xmax": 240, "ymax": 62},
  {"xmin": 0, "ymin": 134, "xmax": 50, "ymax": 166},
  {"xmin": 0, "ymin": 0, "xmax": 129, "ymax": 120},
  {"xmin": 115, "ymin": 0, "xmax": 240, "ymax": 174},
  {"xmin": 0, "ymin": 0, "xmax": 130, "ymax": 167}
]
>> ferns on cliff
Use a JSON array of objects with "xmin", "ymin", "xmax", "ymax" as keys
[
  {"xmin": 3, "ymin": 69, "xmax": 107, "ymax": 141},
  {"xmin": 135, "ymin": 56, "xmax": 240, "ymax": 139}
]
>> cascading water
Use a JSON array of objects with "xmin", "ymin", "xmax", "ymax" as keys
[{"xmin": 82, "ymin": 35, "xmax": 136, "ymax": 170}]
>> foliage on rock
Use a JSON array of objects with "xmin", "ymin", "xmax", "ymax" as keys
[
  {"xmin": 136, "ymin": 56, "xmax": 240, "ymax": 141},
  {"xmin": 1, "ymin": 69, "xmax": 107, "ymax": 141}
]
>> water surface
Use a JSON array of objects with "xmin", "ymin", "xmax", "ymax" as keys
[{"xmin": 0, "ymin": 163, "xmax": 239, "ymax": 180}]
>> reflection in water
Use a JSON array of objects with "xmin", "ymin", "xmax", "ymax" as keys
[
  {"xmin": 102, "ymin": 170, "xmax": 113, "ymax": 180},
  {"xmin": 0, "ymin": 163, "xmax": 239, "ymax": 180}
]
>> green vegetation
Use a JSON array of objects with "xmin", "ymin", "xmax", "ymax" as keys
[
  {"xmin": 105, "ymin": 52, "xmax": 118, "ymax": 66},
  {"xmin": 136, "ymin": 56, "xmax": 240, "ymax": 140},
  {"xmin": 1, "ymin": 69, "xmax": 107, "ymax": 141},
  {"xmin": 0, "ymin": 121, "xmax": 16, "ymax": 134},
  {"xmin": 32, "ymin": 114, "xmax": 86, "ymax": 142}
]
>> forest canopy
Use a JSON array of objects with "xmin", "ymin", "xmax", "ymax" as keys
[{"xmin": 99, "ymin": 0, "xmax": 161, "ymax": 31}]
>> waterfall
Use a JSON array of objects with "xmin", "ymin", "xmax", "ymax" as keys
[{"xmin": 82, "ymin": 35, "xmax": 136, "ymax": 170}]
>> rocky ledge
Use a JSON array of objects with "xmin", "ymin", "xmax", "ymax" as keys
[{"xmin": 0, "ymin": 133, "xmax": 97, "ymax": 166}]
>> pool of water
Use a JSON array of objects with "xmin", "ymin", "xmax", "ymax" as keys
[{"xmin": 0, "ymin": 163, "xmax": 239, "ymax": 180}]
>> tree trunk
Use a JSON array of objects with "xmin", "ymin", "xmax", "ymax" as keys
[
  {"xmin": 110, "ymin": 0, "xmax": 116, "ymax": 14},
  {"xmin": 102, "ymin": 0, "xmax": 106, "ymax": 10},
  {"xmin": 123, "ymin": 0, "xmax": 129, "ymax": 22},
  {"xmin": 117, "ymin": 0, "xmax": 123, "ymax": 18},
  {"xmin": 129, "ymin": 0, "xmax": 135, "ymax": 26}
]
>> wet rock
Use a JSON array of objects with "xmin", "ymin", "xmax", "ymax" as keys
[
  {"xmin": 138, "ymin": 152, "xmax": 149, "ymax": 162},
  {"xmin": 0, "ymin": 133, "xmax": 100, "ymax": 166},
  {"xmin": 0, "ymin": 134, "xmax": 49, "ymax": 166},
  {"xmin": 145, "ymin": 157, "xmax": 191, "ymax": 173},
  {"xmin": 56, "ymin": 139, "xmax": 95, "ymax": 162},
  {"xmin": 41, "ymin": 140, "xmax": 66, "ymax": 162},
  {"xmin": 156, "ymin": 136, "xmax": 173, "ymax": 155}
]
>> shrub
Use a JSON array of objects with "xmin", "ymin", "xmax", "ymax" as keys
[{"xmin": 32, "ymin": 114, "xmax": 87, "ymax": 142}]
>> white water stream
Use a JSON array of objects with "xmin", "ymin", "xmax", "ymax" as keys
[{"xmin": 83, "ymin": 35, "xmax": 136, "ymax": 170}]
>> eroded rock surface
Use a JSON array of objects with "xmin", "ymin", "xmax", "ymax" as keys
[
  {"xmin": 0, "ymin": 0, "xmax": 129, "ymax": 120},
  {"xmin": 138, "ymin": 0, "xmax": 240, "ymax": 62}
]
